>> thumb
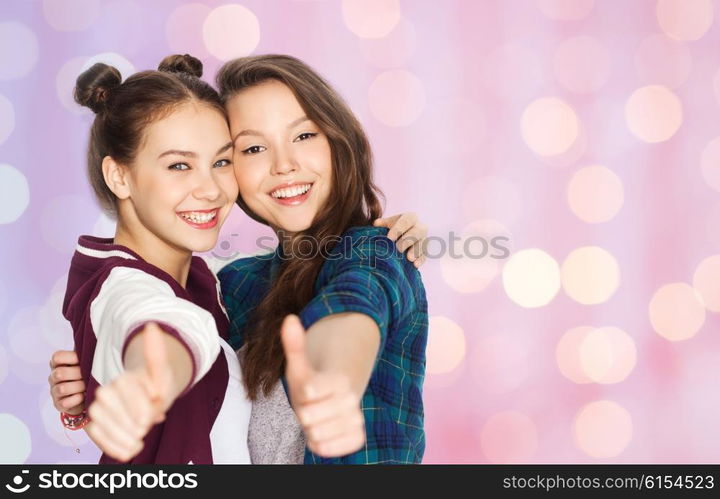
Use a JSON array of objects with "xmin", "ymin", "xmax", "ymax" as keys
[
  {"xmin": 281, "ymin": 315, "xmax": 313, "ymax": 397},
  {"xmin": 142, "ymin": 322, "xmax": 171, "ymax": 405}
]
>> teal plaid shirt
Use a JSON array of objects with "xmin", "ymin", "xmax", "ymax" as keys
[{"xmin": 217, "ymin": 226, "xmax": 428, "ymax": 464}]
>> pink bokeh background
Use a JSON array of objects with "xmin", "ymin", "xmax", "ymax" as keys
[{"xmin": 0, "ymin": 0, "xmax": 719, "ymax": 464}]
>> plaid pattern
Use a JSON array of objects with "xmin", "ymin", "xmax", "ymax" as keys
[{"xmin": 218, "ymin": 226, "xmax": 428, "ymax": 464}]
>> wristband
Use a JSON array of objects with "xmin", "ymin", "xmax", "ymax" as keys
[{"xmin": 60, "ymin": 410, "xmax": 89, "ymax": 431}]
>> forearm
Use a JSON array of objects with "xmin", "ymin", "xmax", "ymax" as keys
[
  {"xmin": 304, "ymin": 312, "xmax": 380, "ymax": 398},
  {"xmin": 122, "ymin": 329, "xmax": 193, "ymax": 407}
]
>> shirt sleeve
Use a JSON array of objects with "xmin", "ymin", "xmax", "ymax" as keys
[
  {"xmin": 89, "ymin": 265, "xmax": 221, "ymax": 389},
  {"xmin": 298, "ymin": 233, "xmax": 417, "ymax": 351}
]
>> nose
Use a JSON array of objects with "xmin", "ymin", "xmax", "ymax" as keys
[
  {"xmin": 270, "ymin": 145, "xmax": 298, "ymax": 176},
  {"xmin": 192, "ymin": 169, "xmax": 222, "ymax": 202}
]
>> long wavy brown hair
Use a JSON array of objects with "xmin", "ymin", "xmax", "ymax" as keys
[{"xmin": 217, "ymin": 55, "xmax": 384, "ymax": 399}]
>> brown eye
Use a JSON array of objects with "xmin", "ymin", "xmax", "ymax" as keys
[
  {"xmin": 295, "ymin": 132, "xmax": 317, "ymax": 142},
  {"xmin": 242, "ymin": 145, "xmax": 265, "ymax": 155}
]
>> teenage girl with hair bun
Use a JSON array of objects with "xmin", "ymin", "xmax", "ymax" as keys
[{"xmin": 63, "ymin": 54, "xmax": 251, "ymax": 464}]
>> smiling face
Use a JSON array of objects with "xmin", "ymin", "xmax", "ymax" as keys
[
  {"xmin": 226, "ymin": 80, "xmax": 333, "ymax": 234},
  {"xmin": 121, "ymin": 101, "xmax": 238, "ymax": 253}
]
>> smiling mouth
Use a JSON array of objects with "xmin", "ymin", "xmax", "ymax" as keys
[
  {"xmin": 176, "ymin": 208, "xmax": 220, "ymax": 228},
  {"xmin": 269, "ymin": 183, "xmax": 314, "ymax": 206},
  {"xmin": 270, "ymin": 183, "xmax": 313, "ymax": 199}
]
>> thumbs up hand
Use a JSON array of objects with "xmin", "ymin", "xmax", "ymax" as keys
[
  {"xmin": 86, "ymin": 322, "xmax": 173, "ymax": 462},
  {"xmin": 281, "ymin": 315, "xmax": 366, "ymax": 458}
]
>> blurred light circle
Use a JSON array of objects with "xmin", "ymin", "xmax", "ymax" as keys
[
  {"xmin": 342, "ymin": 0, "xmax": 401, "ymax": 39},
  {"xmin": 166, "ymin": 3, "xmax": 212, "ymax": 60},
  {"xmin": 56, "ymin": 57, "xmax": 90, "ymax": 114},
  {"xmin": 692, "ymin": 255, "xmax": 720, "ymax": 312},
  {"xmin": 553, "ymin": 36, "xmax": 611, "ymax": 94},
  {"xmin": 8, "ymin": 306, "xmax": 55, "ymax": 364},
  {"xmin": 625, "ymin": 85, "xmax": 682, "ymax": 143},
  {"xmin": 579, "ymin": 327, "xmax": 636, "ymax": 384},
  {"xmin": 561, "ymin": 246, "xmax": 620, "ymax": 305},
  {"xmin": 426, "ymin": 316, "xmax": 466, "ymax": 374},
  {"xmin": 567, "ymin": 165, "xmax": 624, "ymax": 223},
  {"xmin": 714, "ymin": 69, "xmax": 720, "ymax": 107},
  {"xmin": 537, "ymin": 0, "xmax": 595, "ymax": 20},
  {"xmin": 0, "ymin": 164, "xmax": 30, "ymax": 224},
  {"xmin": 440, "ymin": 219, "xmax": 512, "ymax": 293},
  {"xmin": 203, "ymin": 4, "xmax": 260, "ymax": 61},
  {"xmin": 649, "ymin": 282, "xmax": 705, "ymax": 341},
  {"xmin": 656, "ymin": 0, "xmax": 713, "ymax": 41},
  {"xmin": 0, "ymin": 22, "xmax": 39, "ymax": 80},
  {"xmin": 574, "ymin": 400, "xmax": 632, "ymax": 458},
  {"xmin": 700, "ymin": 137, "xmax": 720, "ymax": 193},
  {"xmin": 0, "ymin": 93, "xmax": 14, "ymax": 145},
  {"xmin": 41, "ymin": 195, "xmax": 99, "ymax": 254},
  {"xmin": 480, "ymin": 411, "xmax": 538, "ymax": 463},
  {"xmin": 463, "ymin": 176, "xmax": 522, "ymax": 225},
  {"xmin": 502, "ymin": 249, "xmax": 561, "ymax": 308},
  {"xmin": 540, "ymin": 121, "xmax": 588, "ymax": 169},
  {"xmin": 43, "ymin": 0, "xmax": 100, "ymax": 31},
  {"xmin": 556, "ymin": 326, "xmax": 595, "ymax": 384},
  {"xmin": 521, "ymin": 97, "xmax": 579, "ymax": 156},
  {"xmin": 0, "ymin": 414, "xmax": 32, "ymax": 463},
  {"xmin": 368, "ymin": 69, "xmax": 425, "ymax": 127},
  {"xmin": 81, "ymin": 52, "xmax": 135, "ymax": 80},
  {"xmin": 635, "ymin": 34, "xmax": 692, "ymax": 89},
  {"xmin": 472, "ymin": 334, "xmax": 531, "ymax": 393}
]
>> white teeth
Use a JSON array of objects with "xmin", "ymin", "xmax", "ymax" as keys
[
  {"xmin": 179, "ymin": 210, "xmax": 217, "ymax": 224},
  {"xmin": 271, "ymin": 184, "xmax": 312, "ymax": 199}
]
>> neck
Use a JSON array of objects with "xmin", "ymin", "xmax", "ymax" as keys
[{"xmin": 113, "ymin": 222, "xmax": 192, "ymax": 288}]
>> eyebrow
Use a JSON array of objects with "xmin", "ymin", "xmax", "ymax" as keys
[
  {"xmin": 232, "ymin": 116, "xmax": 310, "ymax": 143},
  {"xmin": 157, "ymin": 141, "xmax": 233, "ymax": 159}
]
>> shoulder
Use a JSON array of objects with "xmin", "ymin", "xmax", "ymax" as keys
[
  {"xmin": 216, "ymin": 252, "xmax": 274, "ymax": 283},
  {"xmin": 95, "ymin": 262, "xmax": 179, "ymax": 298},
  {"xmin": 328, "ymin": 225, "xmax": 399, "ymax": 261},
  {"xmin": 323, "ymin": 226, "xmax": 410, "ymax": 276}
]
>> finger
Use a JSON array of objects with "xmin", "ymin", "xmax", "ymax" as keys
[
  {"xmin": 296, "ymin": 391, "xmax": 358, "ymax": 427},
  {"xmin": 57, "ymin": 394, "xmax": 85, "ymax": 413},
  {"xmin": 142, "ymin": 322, "xmax": 171, "ymax": 403},
  {"xmin": 87, "ymin": 402, "xmax": 145, "ymax": 457},
  {"xmin": 372, "ymin": 214, "xmax": 399, "ymax": 229},
  {"xmin": 50, "ymin": 350, "xmax": 80, "ymax": 370},
  {"xmin": 386, "ymin": 212, "xmax": 417, "ymax": 241},
  {"xmin": 51, "ymin": 380, "xmax": 86, "ymax": 401},
  {"xmin": 305, "ymin": 411, "xmax": 365, "ymax": 443},
  {"xmin": 85, "ymin": 421, "xmax": 143, "ymax": 463},
  {"xmin": 51, "ymin": 366, "xmax": 83, "ymax": 384},
  {"xmin": 398, "ymin": 226, "xmax": 427, "ymax": 257},
  {"xmin": 413, "ymin": 255, "xmax": 426, "ymax": 269},
  {"xmin": 310, "ymin": 429, "xmax": 366, "ymax": 458},
  {"xmin": 281, "ymin": 315, "xmax": 313, "ymax": 398},
  {"xmin": 92, "ymin": 384, "xmax": 148, "ymax": 440}
]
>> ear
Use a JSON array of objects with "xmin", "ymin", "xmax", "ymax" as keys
[{"xmin": 101, "ymin": 156, "xmax": 131, "ymax": 200}]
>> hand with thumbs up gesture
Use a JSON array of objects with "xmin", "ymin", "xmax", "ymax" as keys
[
  {"xmin": 281, "ymin": 314, "xmax": 369, "ymax": 458},
  {"xmin": 85, "ymin": 322, "xmax": 191, "ymax": 462}
]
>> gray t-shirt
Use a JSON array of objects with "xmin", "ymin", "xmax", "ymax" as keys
[{"xmin": 238, "ymin": 347, "xmax": 306, "ymax": 464}]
